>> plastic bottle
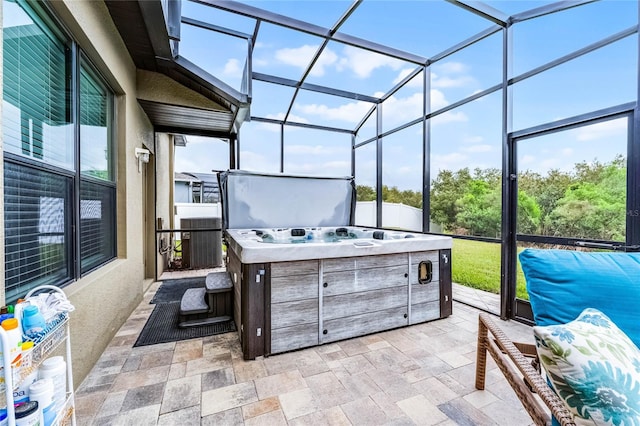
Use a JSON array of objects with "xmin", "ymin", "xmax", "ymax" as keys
[
  {"xmin": 13, "ymin": 301, "xmax": 26, "ymax": 338},
  {"xmin": 21, "ymin": 341, "xmax": 34, "ymax": 369},
  {"xmin": 29, "ymin": 378, "xmax": 55, "ymax": 426},
  {"xmin": 1, "ymin": 318, "xmax": 24, "ymax": 391},
  {"xmin": 1, "ymin": 318, "xmax": 23, "ymax": 362},
  {"xmin": 13, "ymin": 369, "xmax": 38, "ymax": 405},
  {"xmin": 22, "ymin": 305, "xmax": 46, "ymax": 339},
  {"xmin": 38, "ymin": 356, "xmax": 66, "ymax": 415},
  {"xmin": 14, "ymin": 401, "xmax": 39, "ymax": 426}
]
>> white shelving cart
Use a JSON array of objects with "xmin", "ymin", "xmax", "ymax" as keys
[{"xmin": 0, "ymin": 285, "xmax": 75, "ymax": 426}]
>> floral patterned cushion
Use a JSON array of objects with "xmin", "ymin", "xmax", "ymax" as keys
[{"xmin": 534, "ymin": 308, "xmax": 640, "ymax": 425}]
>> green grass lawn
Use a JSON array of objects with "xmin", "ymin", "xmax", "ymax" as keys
[{"xmin": 451, "ymin": 239, "xmax": 529, "ymax": 300}]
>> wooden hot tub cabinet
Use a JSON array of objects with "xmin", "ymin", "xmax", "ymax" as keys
[{"xmin": 227, "ymin": 248, "xmax": 452, "ymax": 360}]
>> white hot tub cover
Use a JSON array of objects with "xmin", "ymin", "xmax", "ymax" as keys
[{"xmin": 218, "ymin": 170, "xmax": 356, "ymax": 230}]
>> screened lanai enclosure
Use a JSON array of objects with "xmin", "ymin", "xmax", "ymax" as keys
[{"xmin": 155, "ymin": 0, "xmax": 639, "ymax": 324}]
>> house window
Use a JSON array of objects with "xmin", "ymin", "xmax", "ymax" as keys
[
  {"xmin": 79, "ymin": 60, "xmax": 115, "ymax": 273},
  {"xmin": 3, "ymin": 0, "xmax": 116, "ymax": 302}
]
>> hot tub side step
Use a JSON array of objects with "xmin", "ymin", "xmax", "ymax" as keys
[
  {"xmin": 179, "ymin": 275, "xmax": 234, "ymax": 328},
  {"xmin": 205, "ymin": 271, "xmax": 233, "ymax": 292},
  {"xmin": 180, "ymin": 287, "xmax": 209, "ymax": 316},
  {"xmin": 178, "ymin": 315, "xmax": 233, "ymax": 329}
]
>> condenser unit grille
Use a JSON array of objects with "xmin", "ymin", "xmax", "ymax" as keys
[{"xmin": 180, "ymin": 217, "xmax": 223, "ymax": 269}]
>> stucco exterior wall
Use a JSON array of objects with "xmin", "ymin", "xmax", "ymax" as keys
[
  {"xmin": 137, "ymin": 69, "xmax": 227, "ymax": 111},
  {"xmin": 155, "ymin": 133, "xmax": 174, "ymax": 277}
]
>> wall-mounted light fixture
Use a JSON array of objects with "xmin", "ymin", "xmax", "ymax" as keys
[{"xmin": 135, "ymin": 147, "xmax": 150, "ymax": 173}]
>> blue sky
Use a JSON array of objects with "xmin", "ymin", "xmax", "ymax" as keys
[{"xmin": 174, "ymin": 0, "xmax": 637, "ymax": 191}]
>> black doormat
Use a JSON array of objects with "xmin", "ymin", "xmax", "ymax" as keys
[
  {"xmin": 133, "ymin": 302, "xmax": 236, "ymax": 347},
  {"xmin": 150, "ymin": 277, "xmax": 205, "ymax": 304}
]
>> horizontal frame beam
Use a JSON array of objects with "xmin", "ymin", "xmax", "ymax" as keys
[
  {"xmin": 250, "ymin": 116, "xmax": 355, "ymax": 134},
  {"xmin": 253, "ymin": 72, "xmax": 379, "ymax": 103}
]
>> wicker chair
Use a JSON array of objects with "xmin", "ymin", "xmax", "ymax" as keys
[{"xmin": 475, "ymin": 313, "xmax": 576, "ymax": 426}]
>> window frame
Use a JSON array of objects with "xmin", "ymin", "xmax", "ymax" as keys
[{"xmin": 2, "ymin": 0, "xmax": 118, "ymax": 302}]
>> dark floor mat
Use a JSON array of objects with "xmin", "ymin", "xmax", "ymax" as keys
[
  {"xmin": 150, "ymin": 277, "xmax": 205, "ymax": 304},
  {"xmin": 133, "ymin": 302, "xmax": 236, "ymax": 347}
]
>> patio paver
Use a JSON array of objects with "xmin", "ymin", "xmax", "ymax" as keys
[{"xmin": 75, "ymin": 280, "xmax": 537, "ymax": 425}]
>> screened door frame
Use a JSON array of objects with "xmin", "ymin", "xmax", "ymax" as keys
[{"xmin": 500, "ymin": 102, "xmax": 638, "ymax": 323}]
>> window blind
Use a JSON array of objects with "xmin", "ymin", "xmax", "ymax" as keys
[{"xmin": 4, "ymin": 161, "xmax": 72, "ymax": 303}]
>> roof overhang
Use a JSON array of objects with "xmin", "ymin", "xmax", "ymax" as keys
[{"xmin": 105, "ymin": 0, "xmax": 249, "ymax": 137}]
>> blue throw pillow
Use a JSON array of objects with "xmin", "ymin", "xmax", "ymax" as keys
[{"xmin": 519, "ymin": 249, "xmax": 640, "ymax": 349}]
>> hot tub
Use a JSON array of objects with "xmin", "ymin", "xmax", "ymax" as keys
[
  {"xmin": 220, "ymin": 171, "xmax": 453, "ymax": 359},
  {"xmin": 225, "ymin": 226, "xmax": 451, "ymax": 263}
]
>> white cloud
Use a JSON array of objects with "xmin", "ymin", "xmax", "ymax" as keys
[
  {"xmin": 540, "ymin": 157, "xmax": 563, "ymax": 170},
  {"xmin": 431, "ymin": 61, "xmax": 475, "ymax": 89},
  {"xmin": 434, "ymin": 61, "xmax": 468, "ymax": 74},
  {"xmin": 380, "ymin": 92, "xmax": 424, "ymax": 125},
  {"xmin": 356, "ymin": 88, "xmax": 467, "ymax": 129},
  {"xmin": 574, "ymin": 118, "xmax": 627, "ymax": 142},
  {"xmin": 396, "ymin": 166, "xmax": 415, "ymax": 175},
  {"xmin": 561, "ymin": 148, "xmax": 573, "ymax": 156},
  {"xmin": 392, "ymin": 62, "xmax": 474, "ymax": 92},
  {"xmin": 430, "ymin": 89, "xmax": 450, "ymax": 110},
  {"xmin": 265, "ymin": 112, "xmax": 310, "ymax": 124},
  {"xmin": 290, "ymin": 85, "xmax": 466, "ymax": 131},
  {"xmin": 175, "ymin": 156, "xmax": 203, "ymax": 174},
  {"xmin": 431, "ymin": 111, "xmax": 468, "ymax": 126},
  {"xmin": 284, "ymin": 160, "xmax": 351, "ymax": 176},
  {"xmin": 295, "ymin": 100, "xmax": 372, "ymax": 124},
  {"xmin": 432, "ymin": 74, "xmax": 475, "ymax": 89},
  {"xmin": 521, "ymin": 155, "xmax": 536, "ymax": 165},
  {"xmin": 183, "ymin": 135, "xmax": 207, "ymax": 145},
  {"xmin": 462, "ymin": 144, "xmax": 492, "ymax": 153},
  {"xmin": 238, "ymin": 150, "xmax": 279, "ymax": 173},
  {"xmin": 181, "ymin": 135, "xmax": 229, "ymax": 148},
  {"xmin": 285, "ymin": 144, "xmax": 349, "ymax": 156},
  {"xmin": 337, "ymin": 45, "xmax": 404, "ymax": 79},
  {"xmin": 433, "ymin": 152, "xmax": 469, "ymax": 172},
  {"xmin": 175, "ymin": 138, "xmax": 229, "ymax": 172},
  {"xmin": 223, "ymin": 58, "xmax": 242, "ymax": 77},
  {"xmin": 463, "ymin": 135, "xmax": 484, "ymax": 144},
  {"xmin": 253, "ymin": 58, "xmax": 269, "ymax": 67},
  {"xmin": 275, "ymin": 45, "xmax": 338, "ymax": 77},
  {"xmin": 275, "ymin": 45, "xmax": 315, "ymax": 68},
  {"xmin": 429, "ymin": 89, "xmax": 468, "ymax": 125},
  {"xmin": 392, "ymin": 68, "xmax": 423, "ymax": 88}
]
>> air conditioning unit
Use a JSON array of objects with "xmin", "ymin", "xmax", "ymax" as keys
[{"xmin": 180, "ymin": 217, "xmax": 223, "ymax": 269}]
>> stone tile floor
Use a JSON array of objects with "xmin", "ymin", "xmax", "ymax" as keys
[{"xmin": 74, "ymin": 278, "xmax": 538, "ymax": 425}]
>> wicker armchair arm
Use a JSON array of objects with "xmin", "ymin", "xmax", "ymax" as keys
[{"xmin": 475, "ymin": 313, "xmax": 576, "ymax": 426}]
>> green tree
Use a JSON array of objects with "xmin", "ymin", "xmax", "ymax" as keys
[
  {"xmin": 430, "ymin": 168, "xmax": 472, "ymax": 232},
  {"xmin": 547, "ymin": 162, "xmax": 625, "ymax": 240},
  {"xmin": 517, "ymin": 190, "xmax": 541, "ymax": 234},
  {"xmin": 356, "ymin": 184, "xmax": 376, "ymax": 201},
  {"xmin": 455, "ymin": 180, "xmax": 500, "ymax": 237},
  {"xmin": 357, "ymin": 184, "xmax": 422, "ymax": 208},
  {"xmin": 519, "ymin": 169, "xmax": 573, "ymax": 221}
]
